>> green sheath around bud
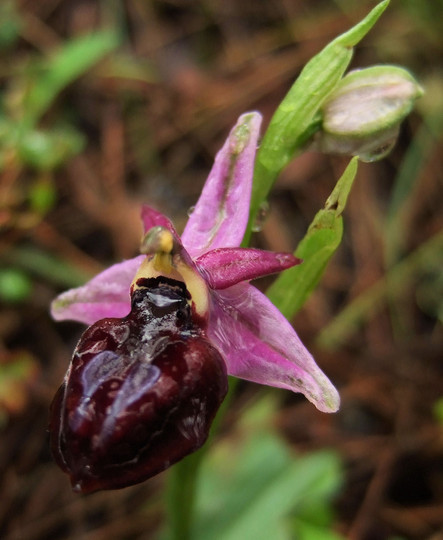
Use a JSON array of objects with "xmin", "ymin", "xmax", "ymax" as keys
[{"xmin": 315, "ymin": 65, "xmax": 423, "ymax": 161}]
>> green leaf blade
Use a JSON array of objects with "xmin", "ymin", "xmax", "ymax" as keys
[
  {"xmin": 267, "ymin": 216, "xmax": 344, "ymax": 320},
  {"xmin": 267, "ymin": 158, "xmax": 358, "ymax": 320},
  {"xmin": 23, "ymin": 30, "xmax": 120, "ymax": 126},
  {"xmin": 193, "ymin": 429, "xmax": 342, "ymax": 540}
]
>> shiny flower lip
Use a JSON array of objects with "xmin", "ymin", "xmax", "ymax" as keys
[
  {"xmin": 51, "ymin": 257, "xmax": 228, "ymax": 493},
  {"xmin": 50, "ymin": 112, "xmax": 340, "ymax": 492}
]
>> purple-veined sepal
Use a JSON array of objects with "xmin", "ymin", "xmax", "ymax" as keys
[{"xmin": 209, "ymin": 282, "xmax": 340, "ymax": 413}]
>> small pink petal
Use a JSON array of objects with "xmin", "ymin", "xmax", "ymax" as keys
[
  {"xmin": 51, "ymin": 255, "xmax": 144, "ymax": 325},
  {"xmin": 196, "ymin": 248, "xmax": 301, "ymax": 290},
  {"xmin": 208, "ymin": 283, "xmax": 340, "ymax": 412},
  {"xmin": 141, "ymin": 205, "xmax": 179, "ymax": 237},
  {"xmin": 182, "ymin": 112, "xmax": 262, "ymax": 257}
]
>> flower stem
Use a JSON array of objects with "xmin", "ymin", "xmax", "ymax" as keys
[
  {"xmin": 164, "ymin": 378, "xmax": 238, "ymax": 539},
  {"xmin": 165, "ymin": 450, "xmax": 203, "ymax": 540}
]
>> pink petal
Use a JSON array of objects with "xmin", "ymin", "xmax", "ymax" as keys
[
  {"xmin": 141, "ymin": 205, "xmax": 179, "ymax": 237},
  {"xmin": 51, "ymin": 255, "xmax": 144, "ymax": 325},
  {"xmin": 196, "ymin": 248, "xmax": 301, "ymax": 290},
  {"xmin": 208, "ymin": 283, "xmax": 340, "ymax": 412},
  {"xmin": 181, "ymin": 112, "xmax": 262, "ymax": 257}
]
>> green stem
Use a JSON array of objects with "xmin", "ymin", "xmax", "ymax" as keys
[
  {"xmin": 165, "ymin": 378, "xmax": 239, "ymax": 540},
  {"xmin": 166, "ymin": 450, "xmax": 204, "ymax": 540}
]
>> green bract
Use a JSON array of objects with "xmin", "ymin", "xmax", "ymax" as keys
[
  {"xmin": 245, "ymin": 0, "xmax": 391, "ymax": 242},
  {"xmin": 267, "ymin": 158, "xmax": 359, "ymax": 320}
]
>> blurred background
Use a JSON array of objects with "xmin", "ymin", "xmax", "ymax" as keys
[{"xmin": 0, "ymin": 0, "xmax": 442, "ymax": 539}]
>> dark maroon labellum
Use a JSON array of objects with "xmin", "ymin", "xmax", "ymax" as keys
[{"xmin": 50, "ymin": 277, "xmax": 228, "ymax": 493}]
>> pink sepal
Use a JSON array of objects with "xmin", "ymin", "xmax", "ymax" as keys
[
  {"xmin": 51, "ymin": 255, "xmax": 144, "ymax": 325},
  {"xmin": 208, "ymin": 283, "xmax": 340, "ymax": 413},
  {"xmin": 181, "ymin": 112, "xmax": 262, "ymax": 257}
]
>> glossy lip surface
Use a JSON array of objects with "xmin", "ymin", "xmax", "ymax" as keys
[{"xmin": 51, "ymin": 277, "xmax": 228, "ymax": 493}]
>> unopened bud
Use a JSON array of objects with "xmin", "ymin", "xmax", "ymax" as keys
[{"xmin": 314, "ymin": 66, "xmax": 423, "ymax": 161}]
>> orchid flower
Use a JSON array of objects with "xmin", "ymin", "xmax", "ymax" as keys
[{"xmin": 50, "ymin": 112, "xmax": 339, "ymax": 493}]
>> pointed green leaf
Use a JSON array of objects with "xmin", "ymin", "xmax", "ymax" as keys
[
  {"xmin": 244, "ymin": 0, "xmax": 389, "ymax": 243},
  {"xmin": 266, "ymin": 158, "xmax": 358, "ymax": 319}
]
